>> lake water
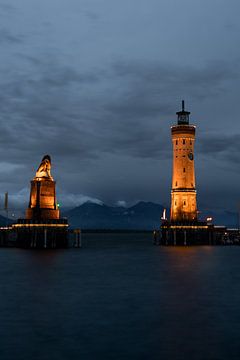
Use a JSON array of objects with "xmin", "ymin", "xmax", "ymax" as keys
[{"xmin": 0, "ymin": 233, "xmax": 240, "ymax": 360}]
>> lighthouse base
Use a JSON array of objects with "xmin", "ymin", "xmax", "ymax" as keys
[{"xmin": 160, "ymin": 220, "xmax": 215, "ymax": 245}]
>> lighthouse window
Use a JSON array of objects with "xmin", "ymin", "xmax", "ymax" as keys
[
  {"xmin": 183, "ymin": 168, "xmax": 185, "ymax": 172},
  {"xmin": 183, "ymin": 201, "xmax": 186, "ymax": 206},
  {"xmin": 175, "ymin": 181, "xmax": 177, "ymax": 186},
  {"xmin": 183, "ymin": 139, "xmax": 185, "ymax": 145},
  {"xmin": 176, "ymin": 140, "xmax": 178, "ymax": 145},
  {"xmin": 190, "ymin": 140, "xmax": 192, "ymax": 145},
  {"xmin": 175, "ymin": 201, "xmax": 177, "ymax": 206}
]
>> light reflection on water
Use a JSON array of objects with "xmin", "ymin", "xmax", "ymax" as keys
[{"xmin": 0, "ymin": 233, "xmax": 240, "ymax": 360}]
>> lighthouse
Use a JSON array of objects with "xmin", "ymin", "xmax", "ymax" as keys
[
  {"xmin": 160, "ymin": 101, "xmax": 214, "ymax": 245},
  {"xmin": 170, "ymin": 101, "xmax": 197, "ymax": 222}
]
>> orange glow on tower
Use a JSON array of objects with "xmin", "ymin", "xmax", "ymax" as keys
[
  {"xmin": 170, "ymin": 101, "xmax": 197, "ymax": 222},
  {"xmin": 26, "ymin": 155, "xmax": 60, "ymax": 220}
]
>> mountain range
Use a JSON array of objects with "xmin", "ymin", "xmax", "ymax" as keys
[
  {"xmin": 64, "ymin": 201, "xmax": 239, "ymax": 230},
  {"xmin": 64, "ymin": 201, "xmax": 164, "ymax": 230}
]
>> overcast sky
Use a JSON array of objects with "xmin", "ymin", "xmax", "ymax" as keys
[{"xmin": 0, "ymin": 0, "xmax": 240, "ymax": 214}]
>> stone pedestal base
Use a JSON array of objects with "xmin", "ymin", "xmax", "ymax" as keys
[
  {"xmin": 26, "ymin": 179, "xmax": 59, "ymax": 220},
  {"xmin": 13, "ymin": 219, "xmax": 69, "ymax": 249},
  {"xmin": 26, "ymin": 208, "xmax": 59, "ymax": 220}
]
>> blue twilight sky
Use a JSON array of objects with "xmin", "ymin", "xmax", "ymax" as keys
[{"xmin": 0, "ymin": 0, "xmax": 240, "ymax": 213}]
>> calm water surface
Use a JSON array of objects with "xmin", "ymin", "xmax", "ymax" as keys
[{"xmin": 0, "ymin": 233, "xmax": 240, "ymax": 360}]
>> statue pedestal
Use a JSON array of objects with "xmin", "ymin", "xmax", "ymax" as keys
[
  {"xmin": 13, "ymin": 219, "xmax": 69, "ymax": 249},
  {"xmin": 14, "ymin": 155, "xmax": 69, "ymax": 249},
  {"xmin": 26, "ymin": 180, "xmax": 59, "ymax": 220},
  {"xmin": 17, "ymin": 180, "xmax": 67, "ymax": 248}
]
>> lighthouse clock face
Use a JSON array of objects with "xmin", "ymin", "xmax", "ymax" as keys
[{"xmin": 188, "ymin": 152, "xmax": 194, "ymax": 160}]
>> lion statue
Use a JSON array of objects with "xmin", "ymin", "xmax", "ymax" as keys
[{"xmin": 35, "ymin": 155, "xmax": 53, "ymax": 180}]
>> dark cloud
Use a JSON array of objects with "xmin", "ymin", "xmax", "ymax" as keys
[
  {"xmin": 198, "ymin": 133, "xmax": 240, "ymax": 167},
  {"xmin": 199, "ymin": 134, "xmax": 236, "ymax": 155},
  {"xmin": 0, "ymin": 28, "xmax": 22, "ymax": 44},
  {"xmin": 0, "ymin": 58, "xmax": 239, "ymax": 174},
  {"xmin": 84, "ymin": 10, "xmax": 100, "ymax": 21},
  {"xmin": 0, "ymin": 3, "xmax": 15, "ymax": 13},
  {"xmin": 112, "ymin": 60, "xmax": 238, "ymax": 100}
]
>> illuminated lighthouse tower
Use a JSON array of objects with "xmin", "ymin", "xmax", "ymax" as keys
[{"xmin": 170, "ymin": 101, "xmax": 197, "ymax": 222}]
